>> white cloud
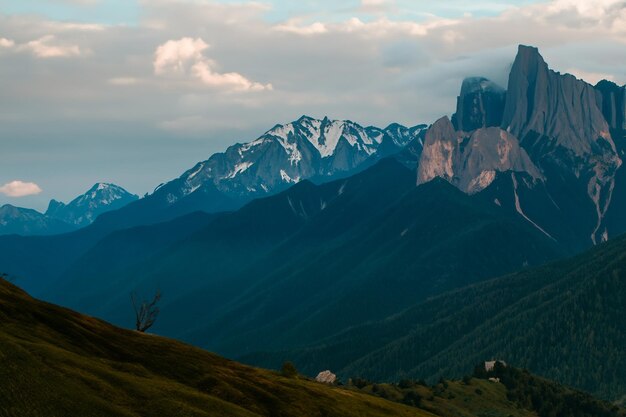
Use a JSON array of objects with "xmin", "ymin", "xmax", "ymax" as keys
[
  {"xmin": 153, "ymin": 37, "xmax": 272, "ymax": 92},
  {"xmin": 19, "ymin": 35, "xmax": 83, "ymax": 58},
  {"xmin": 108, "ymin": 77, "xmax": 142, "ymax": 86},
  {"xmin": 0, "ymin": 181, "xmax": 43, "ymax": 197},
  {"xmin": 48, "ymin": 22, "xmax": 105, "ymax": 32},
  {"xmin": 191, "ymin": 61, "xmax": 272, "ymax": 92},
  {"xmin": 0, "ymin": 38, "xmax": 15, "ymax": 48},
  {"xmin": 154, "ymin": 37, "xmax": 209, "ymax": 75},
  {"xmin": 273, "ymin": 16, "xmax": 459, "ymax": 38},
  {"xmin": 0, "ymin": 35, "xmax": 84, "ymax": 58},
  {"xmin": 274, "ymin": 20, "xmax": 328, "ymax": 35}
]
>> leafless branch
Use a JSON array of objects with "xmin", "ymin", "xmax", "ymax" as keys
[{"xmin": 130, "ymin": 289, "xmax": 161, "ymax": 332}]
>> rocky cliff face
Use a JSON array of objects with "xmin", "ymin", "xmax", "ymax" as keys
[
  {"xmin": 502, "ymin": 46, "xmax": 613, "ymax": 154},
  {"xmin": 452, "ymin": 77, "xmax": 506, "ymax": 132},
  {"xmin": 418, "ymin": 45, "xmax": 625, "ymax": 246},
  {"xmin": 596, "ymin": 80, "xmax": 626, "ymax": 132},
  {"xmin": 501, "ymin": 45, "xmax": 621, "ymax": 244},
  {"xmin": 417, "ymin": 117, "xmax": 541, "ymax": 194}
]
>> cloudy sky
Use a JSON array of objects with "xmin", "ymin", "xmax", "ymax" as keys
[{"xmin": 1, "ymin": 0, "xmax": 625, "ymax": 210}]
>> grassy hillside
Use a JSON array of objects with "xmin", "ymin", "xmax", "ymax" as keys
[{"xmin": 0, "ymin": 277, "xmax": 432, "ymax": 417}]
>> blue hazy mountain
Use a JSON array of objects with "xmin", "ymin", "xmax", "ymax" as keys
[{"xmin": 46, "ymin": 183, "xmax": 138, "ymax": 227}]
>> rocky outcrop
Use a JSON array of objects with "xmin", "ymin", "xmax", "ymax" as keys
[
  {"xmin": 417, "ymin": 117, "xmax": 541, "ymax": 194},
  {"xmin": 452, "ymin": 77, "xmax": 506, "ymax": 132},
  {"xmin": 315, "ymin": 370, "xmax": 337, "ymax": 384},
  {"xmin": 416, "ymin": 117, "xmax": 458, "ymax": 185},
  {"xmin": 459, "ymin": 128, "xmax": 542, "ymax": 193}
]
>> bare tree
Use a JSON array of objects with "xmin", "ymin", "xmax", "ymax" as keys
[{"xmin": 130, "ymin": 289, "xmax": 161, "ymax": 332}]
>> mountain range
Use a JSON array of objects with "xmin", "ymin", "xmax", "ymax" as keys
[
  {"xmin": 0, "ymin": 204, "xmax": 76, "ymax": 236},
  {"xmin": 0, "ymin": 183, "xmax": 137, "ymax": 236},
  {"xmin": 92, "ymin": 116, "xmax": 427, "ymax": 230},
  {"xmin": 1, "ymin": 44, "xmax": 625, "ymax": 408}
]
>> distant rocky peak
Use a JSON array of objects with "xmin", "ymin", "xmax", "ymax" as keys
[
  {"xmin": 502, "ymin": 45, "xmax": 622, "ymax": 244},
  {"xmin": 46, "ymin": 199, "xmax": 66, "ymax": 214},
  {"xmin": 417, "ymin": 117, "xmax": 458, "ymax": 185},
  {"xmin": 502, "ymin": 45, "xmax": 615, "ymax": 157},
  {"xmin": 452, "ymin": 77, "xmax": 506, "ymax": 133},
  {"xmin": 45, "ymin": 183, "xmax": 138, "ymax": 227},
  {"xmin": 417, "ymin": 117, "xmax": 541, "ymax": 194}
]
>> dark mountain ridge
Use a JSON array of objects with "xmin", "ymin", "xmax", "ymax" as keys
[{"xmin": 245, "ymin": 228, "xmax": 626, "ymax": 402}]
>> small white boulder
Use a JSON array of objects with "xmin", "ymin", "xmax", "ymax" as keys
[{"xmin": 315, "ymin": 370, "xmax": 337, "ymax": 384}]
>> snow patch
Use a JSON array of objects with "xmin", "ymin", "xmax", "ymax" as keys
[
  {"xmin": 280, "ymin": 170, "xmax": 300, "ymax": 184},
  {"xmin": 187, "ymin": 163, "xmax": 204, "ymax": 180},
  {"xmin": 188, "ymin": 183, "xmax": 202, "ymax": 194},
  {"xmin": 226, "ymin": 162, "xmax": 254, "ymax": 179}
]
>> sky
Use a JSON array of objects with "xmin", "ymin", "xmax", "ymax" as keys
[{"xmin": 0, "ymin": 0, "xmax": 625, "ymax": 211}]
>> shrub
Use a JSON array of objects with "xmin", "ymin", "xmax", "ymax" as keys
[{"xmin": 281, "ymin": 361, "xmax": 298, "ymax": 378}]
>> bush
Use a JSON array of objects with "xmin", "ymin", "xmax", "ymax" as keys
[
  {"xmin": 398, "ymin": 379, "xmax": 415, "ymax": 389},
  {"xmin": 402, "ymin": 391, "xmax": 422, "ymax": 407},
  {"xmin": 281, "ymin": 361, "xmax": 298, "ymax": 378},
  {"xmin": 350, "ymin": 377, "xmax": 371, "ymax": 389}
]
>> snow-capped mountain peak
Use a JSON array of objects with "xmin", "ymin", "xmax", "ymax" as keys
[
  {"xmin": 46, "ymin": 183, "xmax": 138, "ymax": 227},
  {"xmin": 169, "ymin": 115, "xmax": 426, "ymax": 201}
]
